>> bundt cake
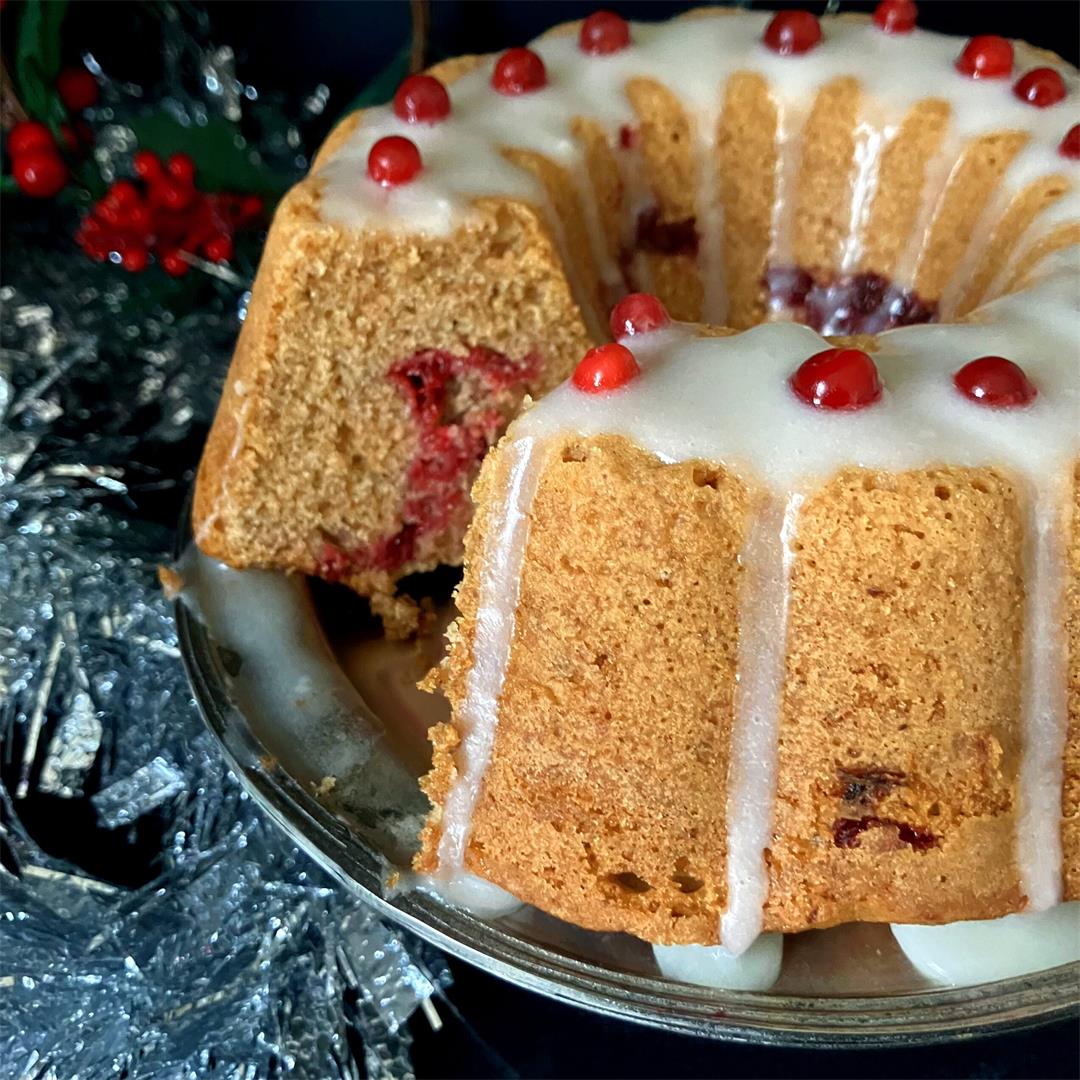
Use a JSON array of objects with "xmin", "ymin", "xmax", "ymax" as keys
[
  {"xmin": 191, "ymin": 4, "xmax": 1079, "ymax": 949},
  {"xmin": 193, "ymin": 4, "xmax": 1079, "ymax": 634}
]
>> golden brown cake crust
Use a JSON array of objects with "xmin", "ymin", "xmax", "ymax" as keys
[{"xmin": 764, "ymin": 468, "xmax": 1026, "ymax": 930}]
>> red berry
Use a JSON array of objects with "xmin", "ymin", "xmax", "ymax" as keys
[
  {"xmin": 1060, "ymin": 124, "xmax": 1080, "ymax": 160},
  {"xmin": 204, "ymin": 233, "xmax": 234, "ymax": 263},
  {"xmin": 133, "ymin": 150, "xmax": 163, "ymax": 179},
  {"xmin": 1013, "ymin": 67, "xmax": 1067, "ymax": 108},
  {"xmin": 873, "ymin": 0, "xmax": 917, "ymax": 34},
  {"xmin": 122, "ymin": 246, "xmax": 149, "ymax": 273},
  {"xmin": 109, "ymin": 180, "xmax": 140, "ymax": 207},
  {"xmin": 12, "ymin": 151, "xmax": 68, "ymax": 198},
  {"xmin": 8, "ymin": 120, "xmax": 54, "ymax": 157},
  {"xmin": 367, "ymin": 135, "xmax": 422, "ymax": 186},
  {"xmin": 618, "ymin": 124, "xmax": 637, "ymax": 150},
  {"xmin": 156, "ymin": 177, "xmax": 195, "ymax": 211},
  {"xmin": 572, "ymin": 343, "xmax": 640, "ymax": 393},
  {"xmin": 167, "ymin": 152, "xmax": 196, "ymax": 185},
  {"xmin": 56, "ymin": 67, "xmax": 99, "ymax": 111},
  {"xmin": 492, "ymin": 47, "xmax": 547, "ymax": 95},
  {"xmin": 393, "ymin": 74, "xmax": 451, "ymax": 124},
  {"xmin": 763, "ymin": 11, "xmax": 822, "ymax": 56},
  {"xmin": 609, "ymin": 293, "xmax": 670, "ymax": 338},
  {"xmin": 580, "ymin": 11, "xmax": 631, "ymax": 56},
  {"xmin": 239, "ymin": 194, "xmax": 264, "ymax": 219},
  {"xmin": 953, "ymin": 356, "xmax": 1037, "ymax": 408},
  {"xmin": 956, "ymin": 35, "xmax": 1013, "ymax": 79},
  {"xmin": 160, "ymin": 251, "xmax": 190, "ymax": 277},
  {"xmin": 790, "ymin": 347, "xmax": 882, "ymax": 411}
]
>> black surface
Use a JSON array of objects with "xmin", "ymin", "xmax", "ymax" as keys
[{"xmin": 410, "ymin": 958, "xmax": 1079, "ymax": 1079}]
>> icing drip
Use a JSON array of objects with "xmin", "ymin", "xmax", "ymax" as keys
[
  {"xmin": 653, "ymin": 934, "xmax": 783, "ymax": 990},
  {"xmin": 1018, "ymin": 478, "xmax": 1071, "ymax": 911},
  {"xmin": 720, "ymin": 493, "xmax": 802, "ymax": 956},
  {"xmin": 695, "ymin": 107, "xmax": 728, "ymax": 325},
  {"xmin": 435, "ymin": 436, "xmax": 546, "ymax": 875},
  {"xmin": 840, "ymin": 120, "xmax": 887, "ymax": 274}
]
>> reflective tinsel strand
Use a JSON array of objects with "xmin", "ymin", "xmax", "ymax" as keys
[{"xmin": 0, "ymin": 7, "xmax": 450, "ymax": 1075}]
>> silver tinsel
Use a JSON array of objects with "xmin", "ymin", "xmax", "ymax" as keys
[{"xmin": 0, "ymin": 8, "xmax": 450, "ymax": 1076}]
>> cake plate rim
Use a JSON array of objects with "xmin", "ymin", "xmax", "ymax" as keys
[{"xmin": 174, "ymin": 500, "xmax": 1079, "ymax": 1050}]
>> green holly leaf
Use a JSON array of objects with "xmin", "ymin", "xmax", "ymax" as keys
[
  {"xmin": 15, "ymin": 0, "xmax": 69, "ymax": 127},
  {"xmin": 127, "ymin": 113, "xmax": 294, "ymax": 199}
]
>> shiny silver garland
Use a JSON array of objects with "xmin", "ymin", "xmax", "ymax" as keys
[{"xmin": 0, "ymin": 9, "xmax": 449, "ymax": 1077}]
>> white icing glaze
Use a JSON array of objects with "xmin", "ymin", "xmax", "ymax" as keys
[
  {"xmin": 420, "ymin": 871, "xmax": 524, "ymax": 918},
  {"xmin": 435, "ymin": 435, "xmax": 547, "ymax": 877},
  {"xmin": 720, "ymin": 494, "xmax": 802, "ymax": 956},
  {"xmin": 653, "ymin": 934, "xmax": 783, "ymax": 991},
  {"xmin": 891, "ymin": 902, "xmax": 1080, "ymax": 986},
  {"xmin": 318, "ymin": 12, "xmax": 1079, "ymax": 305}
]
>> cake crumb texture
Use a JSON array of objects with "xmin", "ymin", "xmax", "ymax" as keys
[{"xmin": 764, "ymin": 468, "xmax": 1026, "ymax": 929}]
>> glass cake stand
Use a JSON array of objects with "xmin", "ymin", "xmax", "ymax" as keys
[{"xmin": 175, "ymin": 503, "xmax": 1078, "ymax": 1047}]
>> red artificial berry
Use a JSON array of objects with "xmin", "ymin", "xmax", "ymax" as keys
[
  {"xmin": 167, "ymin": 152, "xmax": 196, "ymax": 185},
  {"xmin": 8, "ymin": 120, "xmax": 55, "ymax": 157},
  {"xmin": 618, "ymin": 124, "xmax": 637, "ymax": 150},
  {"xmin": 1060, "ymin": 124, "xmax": 1080, "ymax": 160},
  {"xmin": 133, "ymin": 150, "xmax": 163, "ymax": 179},
  {"xmin": 160, "ymin": 251, "xmax": 190, "ymax": 277},
  {"xmin": 1013, "ymin": 67, "xmax": 1067, "ymax": 108},
  {"xmin": 56, "ymin": 67, "xmax": 99, "ymax": 111},
  {"xmin": 367, "ymin": 135, "xmax": 422, "ymax": 186},
  {"xmin": 157, "ymin": 177, "xmax": 195, "ymax": 211},
  {"xmin": 956, "ymin": 35, "xmax": 1013, "ymax": 79},
  {"xmin": 240, "ymin": 194, "xmax": 264, "ymax": 219},
  {"xmin": 12, "ymin": 151, "xmax": 68, "ymax": 198},
  {"xmin": 953, "ymin": 356, "xmax": 1037, "ymax": 408},
  {"xmin": 873, "ymin": 0, "xmax": 917, "ymax": 34},
  {"xmin": 580, "ymin": 11, "xmax": 631, "ymax": 56},
  {"xmin": 609, "ymin": 292, "xmax": 670, "ymax": 338},
  {"xmin": 204, "ymin": 233, "xmax": 234, "ymax": 263},
  {"xmin": 790, "ymin": 347, "xmax": 882, "ymax": 410},
  {"xmin": 393, "ymin": 74, "xmax": 451, "ymax": 124},
  {"xmin": 492, "ymin": 47, "xmax": 547, "ymax": 95},
  {"xmin": 127, "ymin": 204, "xmax": 152, "ymax": 232},
  {"xmin": 763, "ymin": 11, "xmax": 822, "ymax": 56},
  {"xmin": 108, "ymin": 179, "xmax": 141, "ymax": 209},
  {"xmin": 122, "ymin": 246, "xmax": 149, "ymax": 273},
  {"xmin": 572, "ymin": 342, "xmax": 640, "ymax": 393}
]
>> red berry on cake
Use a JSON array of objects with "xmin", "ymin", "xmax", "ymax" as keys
[
  {"xmin": 572, "ymin": 343, "xmax": 640, "ymax": 393},
  {"xmin": 394, "ymin": 74, "xmax": 451, "ymax": 124},
  {"xmin": 367, "ymin": 135, "xmax": 423, "ymax": 186},
  {"xmin": 609, "ymin": 293, "xmax": 670, "ymax": 339},
  {"xmin": 8, "ymin": 120, "xmax": 55, "ymax": 157},
  {"xmin": 953, "ymin": 356, "xmax": 1037, "ymax": 407},
  {"xmin": 1013, "ymin": 68, "xmax": 1067, "ymax": 108},
  {"xmin": 790, "ymin": 348, "xmax": 883, "ymax": 410},
  {"xmin": 580, "ymin": 11, "xmax": 631, "ymax": 56},
  {"xmin": 1060, "ymin": 124, "xmax": 1080, "ymax": 160},
  {"xmin": 56, "ymin": 66, "xmax": 99, "ymax": 111},
  {"xmin": 763, "ymin": 11, "xmax": 822, "ymax": 56},
  {"xmin": 492, "ymin": 48, "xmax": 547, "ymax": 95},
  {"xmin": 955, "ymin": 35, "xmax": 1013, "ymax": 79},
  {"xmin": 873, "ymin": 0, "xmax": 917, "ymax": 34}
]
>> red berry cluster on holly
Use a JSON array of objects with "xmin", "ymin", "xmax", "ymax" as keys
[
  {"xmin": 6, "ymin": 66, "xmax": 101, "ymax": 198},
  {"xmin": 75, "ymin": 150, "xmax": 263, "ymax": 275}
]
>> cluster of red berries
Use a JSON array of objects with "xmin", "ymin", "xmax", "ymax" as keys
[
  {"xmin": 6, "ymin": 66, "xmax": 100, "ymax": 198},
  {"xmin": 75, "ymin": 150, "xmax": 263, "ymax": 274},
  {"xmin": 573, "ymin": 293, "xmax": 1039, "ymax": 411}
]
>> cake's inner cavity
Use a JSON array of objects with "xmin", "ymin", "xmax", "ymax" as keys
[
  {"xmin": 318, "ymin": 346, "xmax": 538, "ymax": 578},
  {"xmin": 764, "ymin": 266, "xmax": 938, "ymax": 335}
]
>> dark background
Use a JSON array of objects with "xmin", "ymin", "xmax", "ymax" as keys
[{"xmin": 8, "ymin": 2, "xmax": 1080, "ymax": 1077}]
